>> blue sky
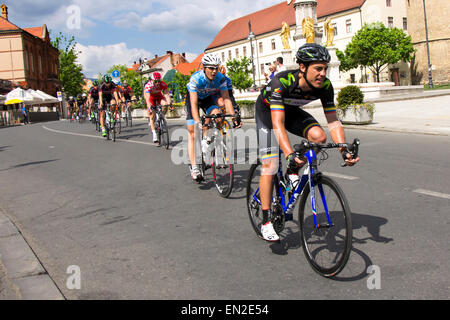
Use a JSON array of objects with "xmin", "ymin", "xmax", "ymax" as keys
[{"xmin": 4, "ymin": 0, "xmax": 282, "ymax": 77}]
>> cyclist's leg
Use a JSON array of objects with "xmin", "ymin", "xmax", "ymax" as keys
[{"xmin": 186, "ymin": 95, "xmax": 204, "ymax": 181}]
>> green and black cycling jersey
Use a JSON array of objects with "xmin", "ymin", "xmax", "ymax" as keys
[{"xmin": 259, "ymin": 69, "xmax": 336, "ymax": 115}]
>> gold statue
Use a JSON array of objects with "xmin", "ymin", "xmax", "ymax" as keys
[
  {"xmin": 280, "ymin": 21, "xmax": 291, "ymax": 50},
  {"xmin": 324, "ymin": 18, "xmax": 335, "ymax": 47},
  {"xmin": 302, "ymin": 17, "xmax": 315, "ymax": 43},
  {"xmin": 286, "ymin": 0, "xmax": 293, "ymax": 4}
]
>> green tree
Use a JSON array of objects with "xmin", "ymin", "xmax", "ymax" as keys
[
  {"xmin": 169, "ymin": 70, "xmax": 194, "ymax": 102},
  {"xmin": 226, "ymin": 57, "xmax": 254, "ymax": 92},
  {"xmin": 51, "ymin": 32, "xmax": 85, "ymax": 97},
  {"xmin": 106, "ymin": 64, "xmax": 143, "ymax": 100},
  {"xmin": 336, "ymin": 22, "xmax": 415, "ymax": 82}
]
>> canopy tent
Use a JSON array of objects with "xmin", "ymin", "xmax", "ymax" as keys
[
  {"xmin": 5, "ymin": 88, "xmax": 58, "ymax": 105},
  {"xmin": 35, "ymin": 90, "xmax": 59, "ymax": 103}
]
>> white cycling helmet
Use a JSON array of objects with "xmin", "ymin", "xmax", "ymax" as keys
[{"xmin": 201, "ymin": 53, "xmax": 222, "ymax": 67}]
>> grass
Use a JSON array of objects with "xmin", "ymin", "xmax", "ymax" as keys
[{"xmin": 423, "ymin": 83, "xmax": 450, "ymax": 90}]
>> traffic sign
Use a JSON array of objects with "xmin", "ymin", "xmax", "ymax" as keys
[
  {"xmin": 112, "ymin": 70, "xmax": 120, "ymax": 78},
  {"xmin": 57, "ymin": 91, "xmax": 62, "ymax": 102}
]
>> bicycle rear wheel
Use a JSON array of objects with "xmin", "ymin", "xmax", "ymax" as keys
[
  {"xmin": 212, "ymin": 145, "xmax": 233, "ymax": 198},
  {"xmin": 298, "ymin": 175, "xmax": 352, "ymax": 277}
]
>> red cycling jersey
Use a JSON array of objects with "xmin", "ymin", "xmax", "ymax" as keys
[{"xmin": 145, "ymin": 80, "xmax": 168, "ymax": 96}]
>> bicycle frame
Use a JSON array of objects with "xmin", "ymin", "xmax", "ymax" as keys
[{"xmin": 252, "ymin": 148, "xmax": 332, "ymax": 229}]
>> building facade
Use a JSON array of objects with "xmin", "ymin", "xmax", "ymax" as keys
[
  {"xmin": 406, "ymin": 0, "xmax": 450, "ymax": 85},
  {"xmin": 0, "ymin": 4, "xmax": 60, "ymax": 96},
  {"xmin": 205, "ymin": 0, "xmax": 410, "ymax": 86}
]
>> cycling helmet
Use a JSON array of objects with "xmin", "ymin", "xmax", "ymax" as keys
[
  {"xmin": 103, "ymin": 74, "xmax": 112, "ymax": 83},
  {"xmin": 69, "ymin": 96, "xmax": 73, "ymax": 100},
  {"xmin": 296, "ymin": 43, "xmax": 331, "ymax": 64},
  {"xmin": 92, "ymin": 80, "xmax": 99, "ymax": 86},
  {"xmin": 82, "ymin": 93, "xmax": 87, "ymax": 97},
  {"xmin": 201, "ymin": 53, "xmax": 222, "ymax": 67},
  {"xmin": 150, "ymin": 72, "xmax": 162, "ymax": 81}
]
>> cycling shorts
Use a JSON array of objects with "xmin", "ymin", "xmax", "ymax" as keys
[
  {"xmin": 99, "ymin": 95, "xmax": 114, "ymax": 110},
  {"xmin": 255, "ymin": 95, "xmax": 320, "ymax": 162},
  {"xmin": 185, "ymin": 91, "xmax": 219, "ymax": 126}
]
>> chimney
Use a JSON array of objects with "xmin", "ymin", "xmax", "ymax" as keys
[
  {"xmin": 166, "ymin": 50, "xmax": 173, "ymax": 56},
  {"xmin": 182, "ymin": 53, "xmax": 186, "ymax": 59},
  {"xmin": 1, "ymin": 4, "xmax": 8, "ymax": 20},
  {"xmin": 154, "ymin": 54, "xmax": 158, "ymax": 59}
]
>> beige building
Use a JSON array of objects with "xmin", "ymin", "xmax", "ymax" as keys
[
  {"xmin": 0, "ymin": 4, "xmax": 60, "ymax": 95},
  {"xmin": 407, "ymin": 0, "xmax": 450, "ymax": 85},
  {"xmin": 206, "ymin": 0, "xmax": 410, "ymax": 86}
]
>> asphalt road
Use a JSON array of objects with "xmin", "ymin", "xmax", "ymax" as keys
[{"xmin": 0, "ymin": 119, "xmax": 449, "ymax": 300}]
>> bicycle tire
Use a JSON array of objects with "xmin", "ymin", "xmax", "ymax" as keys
[
  {"xmin": 212, "ymin": 135, "xmax": 233, "ymax": 198},
  {"xmin": 159, "ymin": 116, "xmax": 170, "ymax": 149},
  {"xmin": 298, "ymin": 175, "xmax": 352, "ymax": 277}
]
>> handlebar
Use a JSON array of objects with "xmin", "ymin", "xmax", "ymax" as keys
[
  {"xmin": 294, "ymin": 138, "xmax": 360, "ymax": 167},
  {"xmin": 201, "ymin": 113, "xmax": 240, "ymax": 128}
]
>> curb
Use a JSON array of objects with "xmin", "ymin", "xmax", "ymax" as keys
[{"xmin": 0, "ymin": 207, "xmax": 65, "ymax": 300}]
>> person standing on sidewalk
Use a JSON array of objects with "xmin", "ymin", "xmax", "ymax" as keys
[{"xmin": 21, "ymin": 104, "xmax": 29, "ymax": 125}]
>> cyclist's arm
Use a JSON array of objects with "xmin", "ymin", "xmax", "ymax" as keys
[
  {"xmin": 99, "ymin": 91, "xmax": 103, "ymax": 107},
  {"xmin": 144, "ymin": 91, "xmax": 151, "ymax": 108},
  {"xmin": 163, "ymin": 89, "xmax": 172, "ymax": 105},
  {"xmin": 219, "ymin": 90, "xmax": 234, "ymax": 115}
]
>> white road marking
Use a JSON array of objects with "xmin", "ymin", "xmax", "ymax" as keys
[
  {"xmin": 42, "ymin": 125, "xmax": 156, "ymax": 146},
  {"xmin": 413, "ymin": 189, "xmax": 450, "ymax": 200},
  {"xmin": 323, "ymin": 172, "xmax": 360, "ymax": 181}
]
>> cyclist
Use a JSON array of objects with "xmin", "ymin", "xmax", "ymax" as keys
[
  {"xmin": 144, "ymin": 72, "xmax": 172, "ymax": 143},
  {"xmin": 255, "ymin": 43, "xmax": 359, "ymax": 242},
  {"xmin": 185, "ymin": 53, "xmax": 240, "ymax": 182},
  {"xmin": 121, "ymin": 80, "xmax": 135, "ymax": 117},
  {"xmin": 76, "ymin": 93, "xmax": 87, "ymax": 120},
  {"xmin": 88, "ymin": 80, "xmax": 100, "ymax": 120},
  {"xmin": 98, "ymin": 74, "xmax": 120, "ymax": 137},
  {"xmin": 67, "ymin": 96, "xmax": 76, "ymax": 120}
]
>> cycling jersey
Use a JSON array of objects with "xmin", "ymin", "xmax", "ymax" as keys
[
  {"xmin": 122, "ymin": 86, "xmax": 133, "ymax": 100},
  {"xmin": 260, "ymin": 69, "xmax": 335, "ymax": 114},
  {"xmin": 145, "ymin": 80, "xmax": 168, "ymax": 96},
  {"xmin": 186, "ymin": 70, "xmax": 227, "ymax": 100},
  {"xmin": 255, "ymin": 69, "xmax": 336, "ymax": 161},
  {"xmin": 89, "ymin": 87, "xmax": 99, "ymax": 102},
  {"xmin": 99, "ymin": 82, "xmax": 117, "ymax": 97}
]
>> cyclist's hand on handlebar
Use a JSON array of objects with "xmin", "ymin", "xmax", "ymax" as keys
[
  {"xmin": 233, "ymin": 113, "xmax": 242, "ymax": 128},
  {"xmin": 341, "ymin": 150, "xmax": 360, "ymax": 167},
  {"xmin": 286, "ymin": 153, "xmax": 306, "ymax": 170}
]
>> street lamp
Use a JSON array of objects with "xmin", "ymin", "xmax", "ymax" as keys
[
  {"xmin": 423, "ymin": 0, "xmax": 433, "ymax": 88},
  {"xmin": 248, "ymin": 23, "xmax": 256, "ymax": 90}
]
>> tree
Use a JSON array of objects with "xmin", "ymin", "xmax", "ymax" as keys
[
  {"xmin": 336, "ymin": 22, "xmax": 415, "ymax": 82},
  {"xmin": 226, "ymin": 57, "xmax": 254, "ymax": 92},
  {"xmin": 51, "ymin": 32, "xmax": 85, "ymax": 97},
  {"xmin": 106, "ymin": 65, "xmax": 143, "ymax": 100},
  {"xmin": 169, "ymin": 70, "xmax": 194, "ymax": 102}
]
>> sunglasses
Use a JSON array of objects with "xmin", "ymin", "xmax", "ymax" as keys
[{"xmin": 206, "ymin": 67, "xmax": 219, "ymax": 71}]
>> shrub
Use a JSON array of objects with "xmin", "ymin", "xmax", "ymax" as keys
[{"xmin": 337, "ymin": 85, "xmax": 364, "ymax": 107}]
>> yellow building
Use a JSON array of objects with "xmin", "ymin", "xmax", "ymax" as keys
[{"xmin": 407, "ymin": 0, "xmax": 450, "ymax": 85}]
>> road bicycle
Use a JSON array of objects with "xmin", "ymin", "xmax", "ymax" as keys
[
  {"xmin": 123, "ymin": 99, "xmax": 136, "ymax": 127},
  {"xmin": 104, "ymin": 103, "xmax": 120, "ymax": 142},
  {"xmin": 246, "ymin": 138, "xmax": 360, "ymax": 277},
  {"xmin": 152, "ymin": 104, "xmax": 170, "ymax": 149},
  {"xmin": 197, "ymin": 113, "xmax": 235, "ymax": 198}
]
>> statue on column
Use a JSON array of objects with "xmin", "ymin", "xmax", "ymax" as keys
[
  {"xmin": 280, "ymin": 21, "xmax": 291, "ymax": 49},
  {"xmin": 324, "ymin": 18, "xmax": 335, "ymax": 47},
  {"xmin": 302, "ymin": 17, "xmax": 315, "ymax": 43}
]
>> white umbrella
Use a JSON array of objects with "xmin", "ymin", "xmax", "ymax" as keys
[
  {"xmin": 35, "ymin": 90, "xmax": 59, "ymax": 103},
  {"xmin": 5, "ymin": 88, "xmax": 36, "ymax": 105},
  {"xmin": 25, "ymin": 89, "xmax": 45, "ymax": 104}
]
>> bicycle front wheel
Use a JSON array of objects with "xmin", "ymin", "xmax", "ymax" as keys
[
  {"xmin": 212, "ymin": 122, "xmax": 233, "ymax": 197},
  {"xmin": 298, "ymin": 175, "xmax": 352, "ymax": 277},
  {"xmin": 159, "ymin": 117, "xmax": 170, "ymax": 149}
]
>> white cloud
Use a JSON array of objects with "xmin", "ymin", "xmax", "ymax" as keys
[{"xmin": 75, "ymin": 43, "xmax": 152, "ymax": 78}]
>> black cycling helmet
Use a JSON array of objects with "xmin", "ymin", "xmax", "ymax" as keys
[
  {"xmin": 103, "ymin": 74, "xmax": 112, "ymax": 83},
  {"xmin": 296, "ymin": 43, "xmax": 331, "ymax": 64},
  {"xmin": 92, "ymin": 80, "xmax": 99, "ymax": 86}
]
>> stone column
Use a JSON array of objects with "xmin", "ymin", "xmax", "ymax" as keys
[{"xmin": 292, "ymin": 0, "xmax": 323, "ymax": 49}]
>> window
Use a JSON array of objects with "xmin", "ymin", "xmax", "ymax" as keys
[
  {"xmin": 260, "ymin": 63, "xmax": 264, "ymax": 75},
  {"xmin": 30, "ymin": 51, "xmax": 34, "ymax": 73},
  {"xmin": 38, "ymin": 54, "xmax": 43, "ymax": 76},
  {"xmin": 259, "ymin": 42, "xmax": 263, "ymax": 54},
  {"xmin": 388, "ymin": 17, "xmax": 394, "ymax": 28},
  {"xmin": 243, "ymin": 46, "xmax": 247, "ymax": 57},
  {"xmin": 386, "ymin": 0, "xmax": 392, "ymax": 7},
  {"xmin": 24, "ymin": 49, "xmax": 29, "ymax": 71},
  {"xmin": 235, "ymin": 48, "xmax": 239, "ymax": 58},
  {"xmin": 222, "ymin": 52, "xmax": 225, "ymax": 62},
  {"xmin": 332, "ymin": 23, "xmax": 338, "ymax": 36},
  {"xmin": 346, "ymin": 19, "xmax": 352, "ymax": 33},
  {"xmin": 271, "ymin": 39, "xmax": 276, "ymax": 51},
  {"xmin": 403, "ymin": 17, "xmax": 407, "ymax": 31},
  {"xmin": 228, "ymin": 50, "xmax": 232, "ymax": 60}
]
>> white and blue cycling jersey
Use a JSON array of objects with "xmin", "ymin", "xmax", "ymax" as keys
[{"xmin": 187, "ymin": 70, "xmax": 228, "ymax": 100}]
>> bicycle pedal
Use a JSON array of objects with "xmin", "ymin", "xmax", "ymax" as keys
[{"xmin": 317, "ymin": 223, "xmax": 334, "ymax": 229}]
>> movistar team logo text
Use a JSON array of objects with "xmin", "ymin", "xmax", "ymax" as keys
[
  {"xmin": 322, "ymin": 79, "xmax": 331, "ymax": 90},
  {"xmin": 279, "ymin": 73, "xmax": 296, "ymax": 88}
]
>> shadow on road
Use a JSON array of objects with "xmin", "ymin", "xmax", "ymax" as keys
[{"xmin": 0, "ymin": 159, "xmax": 60, "ymax": 172}]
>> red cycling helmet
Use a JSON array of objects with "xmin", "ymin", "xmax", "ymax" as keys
[{"xmin": 151, "ymin": 72, "xmax": 162, "ymax": 81}]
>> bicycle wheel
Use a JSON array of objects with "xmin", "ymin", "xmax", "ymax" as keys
[
  {"xmin": 246, "ymin": 163, "xmax": 285, "ymax": 239},
  {"xmin": 298, "ymin": 175, "xmax": 352, "ymax": 277},
  {"xmin": 159, "ymin": 116, "xmax": 170, "ymax": 149},
  {"xmin": 212, "ymin": 134, "xmax": 233, "ymax": 198}
]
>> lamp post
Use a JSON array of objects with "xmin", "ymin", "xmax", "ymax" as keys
[
  {"xmin": 248, "ymin": 21, "xmax": 256, "ymax": 90},
  {"xmin": 423, "ymin": 0, "xmax": 433, "ymax": 88}
]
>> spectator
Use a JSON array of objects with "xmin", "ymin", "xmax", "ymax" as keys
[
  {"xmin": 275, "ymin": 56, "xmax": 286, "ymax": 74},
  {"xmin": 264, "ymin": 64, "xmax": 277, "ymax": 83},
  {"xmin": 22, "ymin": 104, "xmax": 29, "ymax": 125}
]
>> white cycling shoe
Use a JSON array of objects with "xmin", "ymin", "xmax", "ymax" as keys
[
  {"xmin": 190, "ymin": 165, "xmax": 204, "ymax": 182},
  {"xmin": 261, "ymin": 221, "xmax": 280, "ymax": 242}
]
